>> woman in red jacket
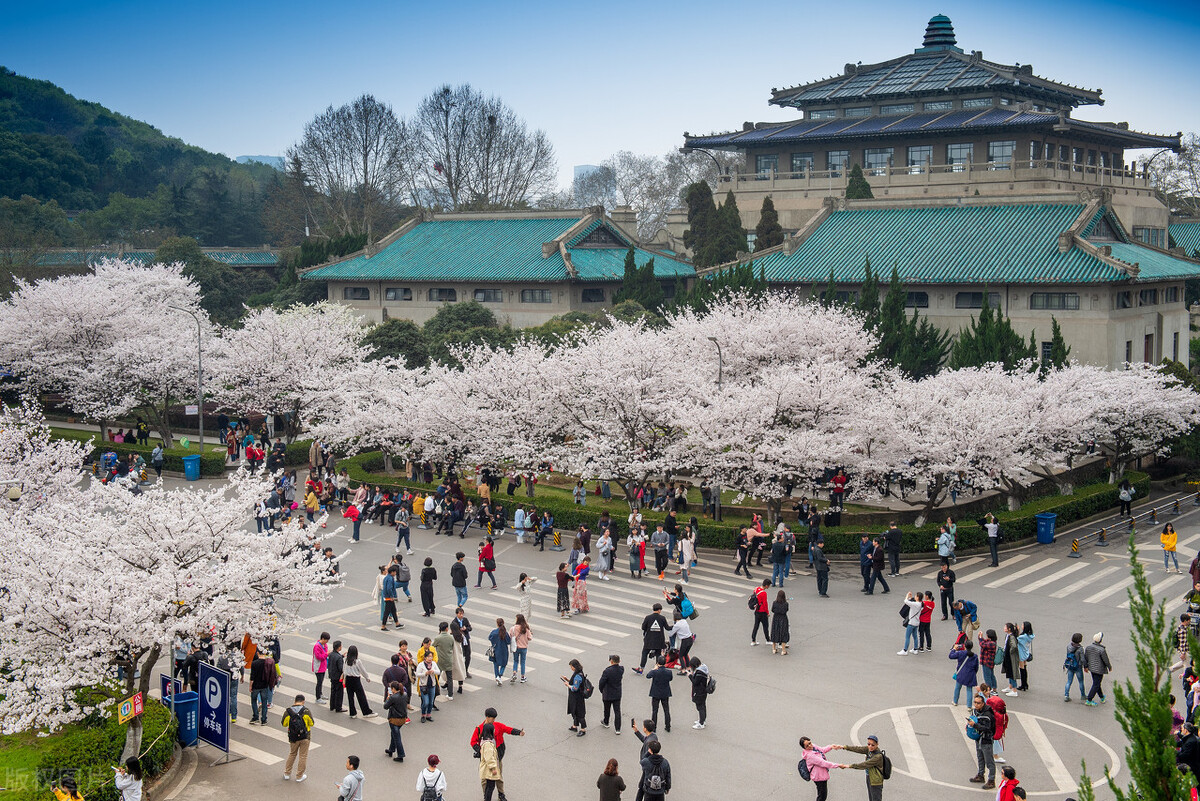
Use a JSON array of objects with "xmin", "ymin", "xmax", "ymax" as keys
[{"xmin": 476, "ymin": 536, "xmax": 498, "ymax": 589}]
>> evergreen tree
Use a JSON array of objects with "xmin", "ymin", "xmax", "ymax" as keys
[
  {"xmin": 1039, "ymin": 316, "xmax": 1072, "ymax": 373},
  {"xmin": 854, "ymin": 257, "xmax": 880, "ymax": 329},
  {"xmin": 674, "ymin": 263, "xmax": 767, "ymax": 314},
  {"xmin": 845, "ymin": 164, "xmax": 874, "ymax": 200},
  {"xmin": 681, "ymin": 182, "xmax": 719, "ymax": 266},
  {"xmin": 948, "ymin": 291, "xmax": 1036, "ymax": 370},
  {"xmin": 754, "ymin": 196, "xmax": 785, "ymax": 251},
  {"xmin": 706, "ymin": 191, "xmax": 748, "ymax": 267},
  {"xmin": 873, "ymin": 266, "xmax": 949, "ymax": 378},
  {"xmin": 820, "ymin": 268, "xmax": 839, "ymax": 308},
  {"xmin": 613, "ymin": 245, "xmax": 664, "ymax": 311}
]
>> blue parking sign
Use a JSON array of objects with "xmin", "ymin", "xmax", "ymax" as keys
[{"xmin": 197, "ymin": 662, "xmax": 230, "ymax": 752}]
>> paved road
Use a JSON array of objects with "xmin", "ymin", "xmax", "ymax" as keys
[{"xmin": 161, "ymin": 487, "xmax": 1190, "ymax": 801}]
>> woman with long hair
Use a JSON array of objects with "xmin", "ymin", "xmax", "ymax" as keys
[
  {"xmin": 488, "ymin": 618, "xmax": 511, "ymax": 686},
  {"xmin": 114, "ymin": 756, "xmax": 143, "ymax": 801},
  {"xmin": 596, "ymin": 757, "xmax": 626, "ymax": 801},
  {"xmin": 343, "ymin": 645, "xmax": 376, "ymax": 718},
  {"xmin": 515, "ymin": 572, "xmax": 538, "ymax": 620},
  {"xmin": 511, "ymin": 614, "xmax": 533, "ymax": 684},
  {"xmin": 771, "ymin": 589, "xmax": 790, "ymax": 655},
  {"xmin": 563, "ymin": 658, "xmax": 587, "ymax": 736},
  {"xmin": 1017, "ymin": 621, "xmax": 1035, "ymax": 691},
  {"xmin": 572, "ymin": 556, "xmax": 591, "ymax": 614}
]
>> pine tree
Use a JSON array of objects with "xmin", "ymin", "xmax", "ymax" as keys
[
  {"xmin": 681, "ymin": 182, "xmax": 719, "ymax": 266},
  {"xmin": 845, "ymin": 164, "xmax": 874, "ymax": 200},
  {"xmin": 820, "ymin": 268, "xmax": 839, "ymax": 307},
  {"xmin": 754, "ymin": 196, "xmax": 785, "ymax": 251},
  {"xmin": 948, "ymin": 292, "xmax": 1036, "ymax": 370},
  {"xmin": 873, "ymin": 266, "xmax": 949, "ymax": 378},
  {"xmin": 674, "ymin": 262, "xmax": 767, "ymax": 314},
  {"xmin": 1039, "ymin": 316, "xmax": 1072, "ymax": 373},
  {"xmin": 707, "ymin": 191, "xmax": 748, "ymax": 267},
  {"xmin": 613, "ymin": 245, "xmax": 664, "ymax": 311},
  {"xmin": 854, "ymin": 257, "xmax": 880, "ymax": 330}
]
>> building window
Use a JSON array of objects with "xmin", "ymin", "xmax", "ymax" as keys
[
  {"xmin": 790, "ymin": 152, "xmax": 814, "ymax": 175},
  {"xmin": 1100, "ymin": 152, "xmax": 1109, "ymax": 169},
  {"xmin": 1139, "ymin": 288, "xmax": 1158, "ymax": 306},
  {"xmin": 581, "ymin": 288, "xmax": 606, "ymax": 303},
  {"xmin": 955, "ymin": 291, "xmax": 1001, "ymax": 309},
  {"xmin": 864, "ymin": 147, "xmax": 894, "ymax": 175},
  {"xmin": 880, "ymin": 103, "xmax": 914, "ymax": 115},
  {"xmin": 845, "ymin": 106, "xmax": 871, "ymax": 117},
  {"xmin": 907, "ymin": 146, "xmax": 932, "ymax": 173},
  {"xmin": 1087, "ymin": 149, "xmax": 1097, "ymax": 169},
  {"xmin": 1165, "ymin": 286, "xmax": 1180, "ymax": 303},
  {"xmin": 1041, "ymin": 341, "xmax": 1052, "ymax": 362},
  {"xmin": 473, "ymin": 288, "xmax": 503, "ymax": 303},
  {"xmin": 1174, "ymin": 331, "xmax": 1180, "ymax": 361},
  {"xmin": 1114, "ymin": 291, "xmax": 1132, "ymax": 310},
  {"xmin": 999, "ymin": 97, "xmax": 1013, "ymax": 106},
  {"xmin": 1133, "ymin": 227, "xmax": 1166, "ymax": 248},
  {"xmin": 1044, "ymin": 143, "xmax": 1054, "ymax": 164},
  {"xmin": 661, "ymin": 282, "xmax": 677, "ymax": 300},
  {"xmin": 924, "ymin": 100, "xmax": 953, "ymax": 111},
  {"xmin": 946, "ymin": 143, "xmax": 973, "ymax": 172},
  {"xmin": 1125, "ymin": 340, "xmax": 1132, "ymax": 364},
  {"xmin": 520, "ymin": 289, "xmax": 552, "ymax": 303},
  {"xmin": 755, "ymin": 154, "xmax": 778, "ymax": 178},
  {"xmin": 834, "ymin": 290, "xmax": 859, "ymax": 304},
  {"xmin": 1029, "ymin": 292, "xmax": 1079, "ymax": 310},
  {"xmin": 809, "ymin": 109, "xmax": 837, "ymax": 119},
  {"xmin": 827, "ymin": 150, "xmax": 849, "ymax": 177},
  {"xmin": 962, "ymin": 98, "xmax": 993, "ymax": 108},
  {"xmin": 342, "ymin": 286, "xmax": 370, "ymax": 300},
  {"xmin": 987, "ymin": 140, "xmax": 1015, "ymax": 170},
  {"xmin": 1059, "ymin": 144, "xmax": 1070, "ymax": 165},
  {"xmin": 1072, "ymin": 147, "xmax": 1083, "ymax": 171},
  {"xmin": 1029, "ymin": 141, "xmax": 1041, "ymax": 166},
  {"xmin": 905, "ymin": 291, "xmax": 929, "ymax": 308},
  {"xmin": 428, "ymin": 288, "xmax": 457, "ymax": 302},
  {"xmin": 384, "ymin": 287, "xmax": 412, "ymax": 301}
]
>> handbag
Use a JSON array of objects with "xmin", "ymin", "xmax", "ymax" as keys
[
  {"xmin": 484, "ymin": 557, "xmax": 496, "ymax": 572},
  {"xmin": 485, "ymin": 645, "xmax": 496, "ymax": 659},
  {"xmin": 387, "ymin": 716, "xmax": 409, "ymax": 726}
]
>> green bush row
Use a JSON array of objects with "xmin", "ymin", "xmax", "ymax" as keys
[
  {"xmin": 341, "ymin": 452, "xmax": 1146, "ymax": 554},
  {"xmin": 52, "ymin": 428, "xmax": 227, "ymax": 476}
]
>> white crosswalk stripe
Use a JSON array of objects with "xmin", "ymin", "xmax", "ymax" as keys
[
  {"xmin": 984, "ymin": 557, "xmax": 1059, "ymax": 589},
  {"xmin": 1084, "ymin": 575, "xmax": 1135, "ymax": 604},
  {"xmin": 960, "ymin": 554, "xmax": 1028, "ymax": 582},
  {"xmin": 1050, "ymin": 565, "xmax": 1120, "ymax": 598},
  {"xmin": 924, "ymin": 557, "xmax": 984, "ymax": 579},
  {"xmin": 1017, "ymin": 562, "xmax": 1088, "ymax": 593},
  {"xmin": 1119, "ymin": 572, "xmax": 1187, "ymax": 610}
]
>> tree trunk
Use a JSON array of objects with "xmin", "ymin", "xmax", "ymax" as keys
[
  {"xmin": 142, "ymin": 403, "xmax": 174, "ymax": 449},
  {"xmin": 767, "ymin": 498, "xmax": 783, "ymax": 529},
  {"xmin": 914, "ymin": 477, "xmax": 947, "ymax": 528},
  {"xmin": 382, "ymin": 451, "xmax": 394, "ymax": 474},
  {"xmin": 121, "ymin": 642, "xmax": 163, "ymax": 762}
]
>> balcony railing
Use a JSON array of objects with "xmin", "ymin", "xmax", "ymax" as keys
[{"xmin": 722, "ymin": 160, "xmax": 1154, "ymax": 191}]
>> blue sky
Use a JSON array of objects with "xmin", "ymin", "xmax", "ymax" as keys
[{"xmin": 5, "ymin": 0, "xmax": 1198, "ymax": 187}]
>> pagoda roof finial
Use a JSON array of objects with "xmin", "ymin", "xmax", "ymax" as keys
[{"xmin": 919, "ymin": 14, "xmax": 958, "ymax": 52}]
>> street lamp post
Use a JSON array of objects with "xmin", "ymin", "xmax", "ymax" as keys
[
  {"xmin": 168, "ymin": 305, "xmax": 203, "ymax": 457},
  {"xmin": 706, "ymin": 336, "xmax": 723, "ymax": 390},
  {"xmin": 679, "ymin": 147, "xmax": 724, "ymax": 179},
  {"xmin": 706, "ymin": 336, "xmax": 724, "ymax": 520}
]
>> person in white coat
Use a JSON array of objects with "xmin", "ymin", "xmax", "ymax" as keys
[
  {"xmin": 416, "ymin": 754, "xmax": 447, "ymax": 798},
  {"xmin": 515, "ymin": 573, "xmax": 538, "ymax": 620},
  {"xmin": 596, "ymin": 531, "xmax": 614, "ymax": 581}
]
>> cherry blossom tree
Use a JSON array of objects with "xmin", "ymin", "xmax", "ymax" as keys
[
  {"xmin": 211, "ymin": 301, "xmax": 368, "ymax": 442},
  {"xmin": 0, "ymin": 406, "xmax": 341, "ymax": 758},
  {"xmin": 0, "ymin": 259, "xmax": 210, "ymax": 445}
]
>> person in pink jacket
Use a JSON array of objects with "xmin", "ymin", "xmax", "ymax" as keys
[
  {"xmin": 800, "ymin": 736, "xmax": 846, "ymax": 801},
  {"xmin": 312, "ymin": 633, "xmax": 330, "ymax": 703}
]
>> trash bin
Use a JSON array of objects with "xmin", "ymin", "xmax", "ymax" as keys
[
  {"xmin": 171, "ymin": 690, "xmax": 199, "ymax": 746},
  {"xmin": 182, "ymin": 454, "xmax": 201, "ymax": 481},
  {"xmin": 1035, "ymin": 512, "xmax": 1057, "ymax": 544}
]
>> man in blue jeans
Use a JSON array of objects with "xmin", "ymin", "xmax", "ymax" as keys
[
  {"xmin": 249, "ymin": 652, "xmax": 271, "ymax": 724},
  {"xmin": 770, "ymin": 533, "xmax": 788, "ymax": 587},
  {"xmin": 867, "ymin": 537, "xmax": 890, "ymax": 595}
]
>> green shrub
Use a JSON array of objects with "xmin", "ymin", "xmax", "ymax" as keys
[
  {"xmin": 286, "ymin": 438, "xmax": 313, "ymax": 467},
  {"xmin": 50, "ymin": 428, "xmax": 226, "ymax": 476}
]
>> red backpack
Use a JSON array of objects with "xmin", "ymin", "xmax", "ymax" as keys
[{"xmin": 985, "ymin": 695, "xmax": 1008, "ymax": 740}]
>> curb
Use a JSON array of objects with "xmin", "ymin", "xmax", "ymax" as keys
[{"xmin": 146, "ymin": 743, "xmax": 197, "ymax": 801}]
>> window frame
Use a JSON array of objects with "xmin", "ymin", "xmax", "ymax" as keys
[
  {"xmin": 880, "ymin": 103, "xmax": 915, "ymax": 115},
  {"xmin": 520, "ymin": 288, "xmax": 553, "ymax": 304},
  {"xmin": 342, "ymin": 286, "xmax": 370, "ymax": 301},
  {"xmin": 864, "ymin": 147, "xmax": 894, "ymax": 175},
  {"xmin": 384, "ymin": 287, "xmax": 412, "ymax": 301},
  {"xmin": 844, "ymin": 106, "xmax": 871, "ymax": 118},
  {"xmin": 1138, "ymin": 288, "xmax": 1158, "ymax": 306},
  {"xmin": 1165, "ymin": 286, "xmax": 1180, "ymax": 303},
  {"xmin": 473, "ymin": 288, "xmax": 503, "ymax": 303},
  {"xmin": 961, "ymin": 98, "xmax": 993, "ymax": 109},
  {"xmin": 1028, "ymin": 292, "xmax": 1079, "ymax": 311},
  {"xmin": 809, "ymin": 109, "xmax": 837, "ymax": 120},
  {"xmin": 755, "ymin": 154, "xmax": 779, "ymax": 179},
  {"xmin": 905, "ymin": 291, "xmax": 929, "ymax": 308},
  {"xmin": 954, "ymin": 291, "xmax": 1001, "ymax": 309},
  {"xmin": 827, "ymin": 150, "xmax": 849, "ymax": 177},
  {"xmin": 923, "ymin": 100, "xmax": 953, "ymax": 111},
  {"xmin": 427, "ymin": 287, "xmax": 458, "ymax": 303},
  {"xmin": 790, "ymin": 152, "xmax": 815, "ymax": 176},
  {"xmin": 581, "ymin": 287, "xmax": 606, "ymax": 303},
  {"xmin": 987, "ymin": 140, "xmax": 1015, "ymax": 170},
  {"xmin": 1114, "ymin": 291, "xmax": 1132, "ymax": 310},
  {"xmin": 907, "ymin": 146, "xmax": 932, "ymax": 174},
  {"xmin": 946, "ymin": 143, "xmax": 973, "ymax": 172}
]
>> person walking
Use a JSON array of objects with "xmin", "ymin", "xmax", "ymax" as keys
[
  {"xmin": 949, "ymin": 640, "xmax": 979, "ymax": 706},
  {"xmin": 477, "ymin": 722, "xmax": 503, "ymax": 801},
  {"xmin": 937, "ymin": 564, "xmax": 956, "ymax": 620},
  {"xmin": 416, "ymin": 755, "xmax": 447, "ymax": 800},
  {"xmin": 918, "ymin": 591, "xmax": 935, "ymax": 653},
  {"xmin": 771, "ymin": 590, "xmax": 790, "ymax": 656},
  {"xmin": 751, "ymin": 579, "xmax": 771, "ymax": 646},
  {"xmin": 384, "ymin": 681, "xmax": 409, "ymax": 762},
  {"xmin": 336, "ymin": 755, "xmax": 364, "ymax": 801},
  {"xmin": 511, "ymin": 614, "xmax": 532, "ymax": 683},
  {"xmin": 433, "ymin": 622, "xmax": 456, "ymax": 701},
  {"xmin": 343, "ymin": 647, "xmax": 377, "ymax": 719},
  {"xmin": 1083, "ymin": 631, "xmax": 1112, "ymax": 705},
  {"xmin": 884, "ymin": 522, "xmax": 902, "ymax": 576},
  {"xmin": 328, "ymin": 640, "xmax": 345, "ymax": 713},
  {"xmin": 867, "ymin": 537, "xmax": 890, "ymax": 595},
  {"xmin": 515, "ymin": 573, "xmax": 538, "ymax": 621},
  {"xmin": 415, "ymin": 650, "xmax": 441, "ymax": 722},
  {"xmin": 556, "ymin": 563, "xmax": 575, "ymax": 619},
  {"xmin": 813, "ymin": 538, "xmax": 830, "ymax": 597},
  {"xmin": 635, "ymin": 604, "xmax": 669, "ymax": 674},
  {"xmin": 312, "ymin": 633, "xmax": 330, "ymax": 703},
  {"xmin": 936, "ymin": 526, "xmax": 954, "ymax": 568},
  {"xmin": 599, "ymin": 654, "xmax": 624, "ymax": 733},
  {"xmin": 1118, "ymin": 480, "xmax": 1134, "ymax": 517},
  {"xmin": 734, "ymin": 528, "xmax": 753, "ymax": 579},
  {"xmin": 564, "ymin": 659, "xmax": 588, "ymax": 736},
  {"xmin": 837, "ymin": 735, "xmax": 886, "ymax": 801},
  {"xmin": 488, "ymin": 619, "xmax": 512, "ymax": 686},
  {"xmin": 799, "ymin": 737, "xmax": 845, "ymax": 801},
  {"xmin": 649, "ymin": 525, "xmax": 670, "ymax": 581},
  {"xmin": 966, "ymin": 693, "xmax": 997, "ymax": 789},
  {"xmin": 645, "ymin": 655, "xmax": 673, "ymax": 733},
  {"xmin": 420, "ymin": 558, "xmax": 438, "ymax": 617},
  {"xmin": 687, "ymin": 657, "xmax": 710, "ymax": 729},
  {"xmin": 1164, "ymin": 524, "xmax": 1182, "ymax": 573},
  {"xmin": 679, "ymin": 529, "xmax": 696, "ymax": 584},
  {"xmin": 280, "ymin": 694, "xmax": 314, "ymax": 782},
  {"xmin": 1064, "ymin": 632, "xmax": 1087, "ymax": 702},
  {"xmin": 598, "ymin": 530, "xmax": 615, "ymax": 581},
  {"xmin": 249, "ymin": 650, "xmax": 271, "ymax": 724},
  {"xmin": 858, "ymin": 534, "xmax": 873, "ymax": 593},
  {"xmin": 452, "ymin": 552, "xmax": 470, "ymax": 608},
  {"xmin": 898, "ymin": 592, "xmax": 922, "ymax": 655},
  {"xmin": 1000, "ymin": 623, "xmax": 1021, "ymax": 697},
  {"xmin": 477, "ymin": 537, "xmax": 498, "ymax": 589},
  {"xmin": 451, "ymin": 608, "xmax": 473, "ymax": 691},
  {"xmin": 639, "ymin": 740, "xmax": 671, "ymax": 800},
  {"xmin": 383, "ymin": 566, "xmax": 403, "ymax": 631},
  {"xmin": 597, "ymin": 758, "xmax": 627, "ymax": 801}
]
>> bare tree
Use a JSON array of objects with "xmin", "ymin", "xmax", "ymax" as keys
[
  {"xmin": 286, "ymin": 95, "xmax": 410, "ymax": 243},
  {"xmin": 1146, "ymin": 134, "xmax": 1200, "ymax": 218},
  {"xmin": 409, "ymin": 84, "xmax": 557, "ymax": 211}
]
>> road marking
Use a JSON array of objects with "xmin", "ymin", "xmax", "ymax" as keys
[
  {"xmin": 1119, "ymin": 572, "xmax": 1186, "ymax": 610},
  {"xmin": 889, "ymin": 708, "xmax": 931, "ymax": 781},
  {"xmin": 1084, "ymin": 575, "xmax": 1135, "ymax": 604},
  {"xmin": 305, "ymin": 601, "xmax": 376, "ymax": 624},
  {"xmin": 958, "ymin": 554, "xmax": 1027, "ymax": 583},
  {"xmin": 950, "ymin": 704, "xmax": 978, "ymax": 762},
  {"xmin": 1017, "ymin": 562, "xmax": 1088, "ymax": 593},
  {"xmin": 924, "ymin": 557, "xmax": 984, "ymax": 579},
  {"xmin": 457, "ymin": 594, "xmax": 620, "ymax": 643},
  {"xmin": 1017, "ymin": 713, "xmax": 1078, "ymax": 792},
  {"xmin": 223, "ymin": 737, "xmax": 281, "ymax": 765},
  {"xmin": 1050, "ymin": 565, "xmax": 1120, "ymax": 598},
  {"xmin": 985, "ymin": 558, "xmax": 1058, "ymax": 589}
]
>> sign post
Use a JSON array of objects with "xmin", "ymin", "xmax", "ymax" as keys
[{"xmin": 198, "ymin": 662, "xmax": 243, "ymax": 765}]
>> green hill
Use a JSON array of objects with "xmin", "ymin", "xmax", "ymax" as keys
[{"xmin": 0, "ymin": 66, "xmax": 278, "ymax": 246}]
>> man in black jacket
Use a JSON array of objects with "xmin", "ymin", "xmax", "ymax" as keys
[
  {"xmin": 1178, "ymin": 721, "xmax": 1200, "ymax": 781},
  {"xmin": 968, "ymin": 693, "xmax": 996, "ymax": 789},
  {"xmin": 639, "ymin": 740, "xmax": 672, "ymax": 800},
  {"xmin": 635, "ymin": 604, "xmax": 669, "ymax": 674},
  {"xmin": 450, "ymin": 607, "xmax": 473, "ymax": 684},
  {"xmin": 327, "ymin": 641, "xmax": 345, "ymax": 712},
  {"xmin": 249, "ymin": 652, "xmax": 270, "ymax": 724},
  {"xmin": 813, "ymin": 538, "xmax": 830, "ymax": 597},
  {"xmin": 937, "ymin": 564, "xmax": 957, "ymax": 620},
  {"xmin": 598, "ymin": 654, "xmax": 624, "ymax": 733},
  {"xmin": 884, "ymin": 521, "xmax": 903, "ymax": 577},
  {"xmin": 868, "ymin": 537, "xmax": 890, "ymax": 595},
  {"xmin": 645, "ymin": 655, "xmax": 673, "ymax": 733}
]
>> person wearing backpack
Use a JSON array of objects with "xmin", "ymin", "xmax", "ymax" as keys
[
  {"xmin": 687, "ymin": 657, "xmax": 713, "ymax": 729},
  {"xmin": 336, "ymin": 755, "xmax": 364, "ymax": 801},
  {"xmin": 563, "ymin": 659, "xmax": 589, "ymax": 736},
  {"xmin": 280, "ymin": 694, "xmax": 314, "ymax": 782},
  {"xmin": 798, "ymin": 736, "xmax": 846, "ymax": 801},
  {"xmin": 639, "ymin": 740, "xmax": 672, "ymax": 800},
  {"xmin": 967, "ymin": 692, "xmax": 997, "ymax": 789},
  {"xmin": 415, "ymin": 754, "xmax": 446, "ymax": 801},
  {"xmin": 836, "ymin": 735, "xmax": 887, "ymax": 800},
  {"xmin": 1063, "ymin": 632, "xmax": 1087, "ymax": 701}
]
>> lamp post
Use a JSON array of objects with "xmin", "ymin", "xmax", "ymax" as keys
[
  {"xmin": 168, "ymin": 305, "xmax": 203, "ymax": 456},
  {"xmin": 706, "ymin": 336, "xmax": 723, "ymax": 390},
  {"xmin": 679, "ymin": 147, "xmax": 724, "ymax": 179}
]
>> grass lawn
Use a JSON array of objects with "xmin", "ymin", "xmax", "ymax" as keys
[{"xmin": 0, "ymin": 730, "xmax": 49, "ymax": 790}]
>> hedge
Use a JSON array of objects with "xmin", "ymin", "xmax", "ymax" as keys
[
  {"xmin": 52, "ymin": 428, "xmax": 227, "ymax": 477},
  {"xmin": 341, "ymin": 451, "xmax": 1148, "ymax": 555}
]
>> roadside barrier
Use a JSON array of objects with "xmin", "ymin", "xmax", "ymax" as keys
[{"xmin": 1068, "ymin": 491, "xmax": 1198, "ymax": 558}]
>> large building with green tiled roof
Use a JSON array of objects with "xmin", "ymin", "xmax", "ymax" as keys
[{"xmin": 302, "ymin": 208, "xmax": 693, "ymax": 327}]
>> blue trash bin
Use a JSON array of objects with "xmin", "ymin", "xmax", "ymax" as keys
[
  {"xmin": 182, "ymin": 454, "xmax": 201, "ymax": 481},
  {"xmin": 171, "ymin": 690, "xmax": 199, "ymax": 746},
  {"xmin": 1035, "ymin": 512, "xmax": 1057, "ymax": 544}
]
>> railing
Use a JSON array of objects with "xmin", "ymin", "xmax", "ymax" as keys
[
  {"xmin": 724, "ymin": 160, "xmax": 1154, "ymax": 191},
  {"xmin": 1068, "ymin": 491, "xmax": 1200, "ymax": 557}
]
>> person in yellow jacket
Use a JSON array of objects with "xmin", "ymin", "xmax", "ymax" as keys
[
  {"xmin": 478, "ymin": 722, "xmax": 503, "ymax": 800},
  {"xmin": 1163, "ymin": 523, "xmax": 1181, "ymax": 573},
  {"xmin": 280, "ymin": 694, "xmax": 315, "ymax": 782},
  {"xmin": 51, "ymin": 776, "xmax": 84, "ymax": 800},
  {"xmin": 304, "ymin": 488, "xmax": 320, "ymax": 523}
]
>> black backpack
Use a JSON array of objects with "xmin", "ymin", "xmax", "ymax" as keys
[
  {"xmin": 419, "ymin": 770, "xmax": 441, "ymax": 801},
  {"xmin": 880, "ymin": 750, "xmax": 893, "ymax": 780},
  {"xmin": 286, "ymin": 706, "xmax": 310, "ymax": 741},
  {"xmin": 582, "ymin": 675, "xmax": 594, "ymax": 699},
  {"xmin": 643, "ymin": 760, "xmax": 667, "ymax": 793},
  {"xmin": 747, "ymin": 593, "xmax": 758, "ymax": 610},
  {"xmin": 705, "ymin": 673, "xmax": 717, "ymax": 694},
  {"xmin": 797, "ymin": 757, "xmax": 812, "ymax": 782}
]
